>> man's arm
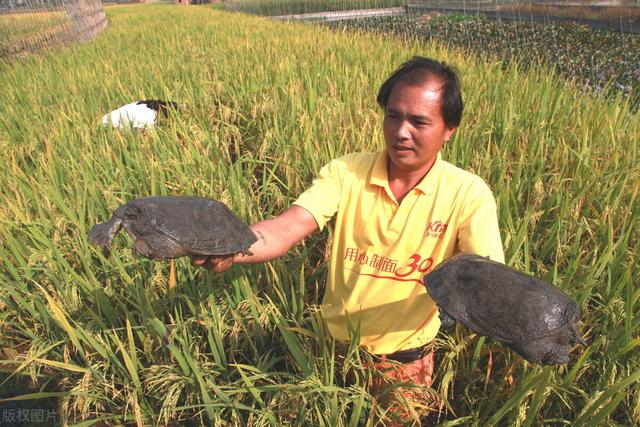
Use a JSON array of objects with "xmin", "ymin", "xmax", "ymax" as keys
[
  {"xmin": 194, "ymin": 155, "xmax": 350, "ymax": 272},
  {"xmin": 192, "ymin": 205, "xmax": 319, "ymax": 272}
]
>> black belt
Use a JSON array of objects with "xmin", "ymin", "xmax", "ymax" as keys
[{"xmin": 374, "ymin": 344, "xmax": 430, "ymax": 364}]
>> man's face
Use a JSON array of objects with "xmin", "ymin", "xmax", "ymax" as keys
[{"xmin": 383, "ymin": 78, "xmax": 457, "ymax": 175}]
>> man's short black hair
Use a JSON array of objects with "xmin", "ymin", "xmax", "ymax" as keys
[{"xmin": 376, "ymin": 56, "xmax": 464, "ymax": 128}]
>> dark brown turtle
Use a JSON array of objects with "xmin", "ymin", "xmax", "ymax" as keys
[
  {"xmin": 423, "ymin": 253, "xmax": 586, "ymax": 365},
  {"xmin": 88, "ymin": 196, "xmax": 257, "ymax": 260}
]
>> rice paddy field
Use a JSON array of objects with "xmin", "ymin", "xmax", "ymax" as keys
[
  {"xmin": 0, "ymin": 11, "xmax": 71, "ymax": 57},
  {"xmin": 1, "ymin": 3, "xmax": 639, "ymax": 426}
]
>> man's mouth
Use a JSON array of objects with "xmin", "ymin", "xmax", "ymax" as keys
[{"xmin": 391, "ymin": 144, "xmax": 414, "ymax": 152}]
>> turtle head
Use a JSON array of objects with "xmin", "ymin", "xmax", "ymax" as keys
[{"xmin": 88, "ymin": 217, "xmax": 122, "ymax": 258}]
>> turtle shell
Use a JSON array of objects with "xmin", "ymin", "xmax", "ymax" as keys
[
  {"xmin": 89, "ymin": 196, "xmax": 257, "ymax": 259},
  {"xmin": 424, "ymin": 253, "xmax": 582, "ymax": 354}
]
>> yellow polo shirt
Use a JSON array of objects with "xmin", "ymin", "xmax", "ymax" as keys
[{"xmin": 293, "ymin": 151, "xmax": 504, "ymax": 354}]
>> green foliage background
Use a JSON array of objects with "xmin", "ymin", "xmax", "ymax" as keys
[{"xmin": 0, "ymin": 4, "xmax": 638, "ymax": 425}]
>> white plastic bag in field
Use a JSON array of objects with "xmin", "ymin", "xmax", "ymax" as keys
[{"xmin": 101, "ymin": 100, "xmax": 177, "ymax": 129}]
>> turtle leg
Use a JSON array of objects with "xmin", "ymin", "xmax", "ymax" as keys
[
  {"xmin": 89, "ymin": 217, "xmax": 123, "ymax": 248},
  {"xmin": 569, "ymin": 323, "xmax": 587, "ymax": 346},
  {"xmin": 511, "ymin": 337, "xmax": 570, "ymax": 365},
  {"xmin": 131, "ymin": 237, "xmax": 181, "ymax": 260},
  {"xmin": 133, "ymin": 239, "xmax": 153, "ymax": 259},
  {"xmin": 438, "ymin": 309, "xmax": 457, "ymax": 329},
  {"xmin": 542, "ymin": 349, "xmax": 570, "ymax": 365}
]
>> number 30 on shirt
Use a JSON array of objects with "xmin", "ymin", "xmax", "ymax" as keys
[{"xmin": 395, "ymin": 254, "xmax": 434, "ymax": 277}]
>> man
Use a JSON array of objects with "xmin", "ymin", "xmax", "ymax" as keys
[{"xmin": 193, "ymin": 56, "xmax": 504, "ymax": 407}]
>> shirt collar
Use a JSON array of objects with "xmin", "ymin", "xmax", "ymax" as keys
[{"xmin": 369, "ymin": 151, "xmax": 443, "ymax": 196}]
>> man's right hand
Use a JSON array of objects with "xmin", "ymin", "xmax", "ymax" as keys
[{"xmin": 191, "ymin": 254, "xmax": 235, "ymax": 273}]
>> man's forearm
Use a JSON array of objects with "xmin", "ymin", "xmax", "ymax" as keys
[
  {"xmin": 233, "ymin": 205, "xmax": 319, "ymax": 264},
  {"xmin": 233, "ymin": 220, "xmax": 289, "ymax": 264}
]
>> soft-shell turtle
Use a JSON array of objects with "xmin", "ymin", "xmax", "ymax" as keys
[
  {"xmin": 424, "ymin": 253, "xmax": 585, "ymax": 365},
  {"xmin": 89, "ymin": 196, "xmax": 257, "ymax": 260}
]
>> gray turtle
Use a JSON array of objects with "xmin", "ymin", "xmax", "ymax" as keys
[
  {"xmin": 424, "ymin": 253, "xmax": 586, "ymax": 365},
  {"xmin": 89, "ymin": 196, "xmax": 257, "ymax": 260}
]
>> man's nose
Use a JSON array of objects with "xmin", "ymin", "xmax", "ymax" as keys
[{"xmin": 394, "ymin": 120, "xmax": 411, "ymax": 140}]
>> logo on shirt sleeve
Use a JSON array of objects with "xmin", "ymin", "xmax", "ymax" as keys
[{"xmin": 425, "ymin": 221, "xmax": 448, "ymax": 238}]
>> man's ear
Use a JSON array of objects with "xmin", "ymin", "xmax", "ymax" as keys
[{"xmin": 444, "ymin": 126, "xmax": 458, "ymax": 142}]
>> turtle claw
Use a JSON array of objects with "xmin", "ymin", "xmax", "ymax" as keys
[
  {"xmin": 101, "ymin": 247, "xmax": 112, "ymax": 259},
  {"xmin": 439, "ymin": 309, "xmax": 457, "ymax": 329}
]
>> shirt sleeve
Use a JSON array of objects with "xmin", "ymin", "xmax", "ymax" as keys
[
  {"xmin": 456, "ymin": 178, "xmax": 505, "ymax": 264},
  {"xmin": 292, "ymin": 156, "xmax": 348, "ymax": 231}
]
